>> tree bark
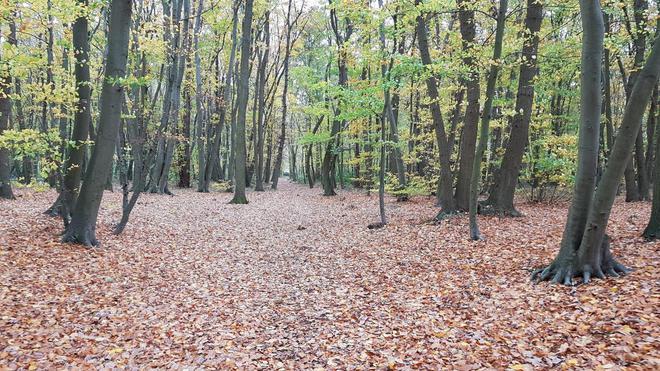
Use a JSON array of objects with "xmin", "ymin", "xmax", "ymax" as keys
[
  {"xmin": 469, "ymin": 0, "xmax": 507, "ymax": 240},
  {"xmin": 643, "ymin": 86, "xmax": 660, "ymax": 239},
  {"xmin": 229, "ymin": 0, "xmax": 254, "ymax": 204},
  {"xmin": 59, "ymin": 0, "xmax": 93, "ymax": 221},
  {"xmin": 484, "ymin": 0, "xmax": 543, "ymax": 216},
  {"xmin": 454, "ymin": 0, "xmax": 481, "ymax": 211},
  {"xmin": 0, "ymin": 49, "xmax": 15, "ymax": 199},
  {"xmin": 194, "ymin": 0, "xmax": 206, "ymax": 192},
  {"xmin": 415, "ymin": 0, "xmax": 455, "ymax": 216},
  {"xmin": 536, "ymin": 8, "xmax": 660, "ymax": 285},
  {"xmin": 63, "ymin": 0, "xmax": 133, "ymax": 246}
]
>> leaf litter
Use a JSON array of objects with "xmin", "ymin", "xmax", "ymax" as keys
[{"xmin": 0, "ymin": 181, "xmax": 658, "ymax": 369}]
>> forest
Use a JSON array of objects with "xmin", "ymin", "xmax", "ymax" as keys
[{"xmin": 0, "ymin": 0, "xmax": 659, "ymax": 368}]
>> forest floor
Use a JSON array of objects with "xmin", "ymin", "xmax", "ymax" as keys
[{"xmin": 0, "ymin": 180, "xmax": 658, "ymax": 369}]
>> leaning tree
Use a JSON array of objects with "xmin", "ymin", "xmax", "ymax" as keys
[
  {"xmin": 62, "ymin": 0, "xmax": 133, "ymax": 246},
  {"xmin": 534, "ymin": 0, "xmax": 660, "ymax": 285}
]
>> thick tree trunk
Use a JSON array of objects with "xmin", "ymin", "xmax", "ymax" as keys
[
  {"xmin": 59, "ymin": 0, "xmax": 93, "ymax": 221},
  {"xmin": 454, "ymin": 0, "xmax": 480, "ymax": 211},
  {"xmin": 63, "ymin": 0, "xmax": 132, "ymax": 246},
  {"xmin": 484, "ymin": 0, "xmax": 542, "ymax": 216},
  {"xmin": 229, "ymin": 0, "xmax": 254, "ymax": 204},
  {"xmin": 536, "ymin": 8, "xmax": 660, "ymax": 285}
]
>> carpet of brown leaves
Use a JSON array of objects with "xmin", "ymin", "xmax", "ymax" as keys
[{"xmin": 1, "ymin": 180, "xmax": 658, "ymax": 369}]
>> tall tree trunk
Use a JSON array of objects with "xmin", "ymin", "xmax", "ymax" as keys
[
  {"xmin": 178, "ymin": 86, "xmax": 192, "ymax": 187},
  {"xmin": 204, "ymin": 7, "xmax": 238, "ymax": 191},
  {"xmin": 150, "ymin": 0, "xmax": 182, "ymax": 193},
  {"xmin": 415, "ymin": 0, "xmax": 455, "ymax": 216},
  {"xmin": 271, "ymin": 0, "xmax": 295, "ymax": 190},
  {"xmin": 59, "ymin": 0, "xmax": 93, "ymax": 221},
  {"xmin": 322, "ymin": 0, "xmax": 352, "ymax": 196},
  {"xmin": 63, "ymin": 0, "xmax": 133, "ymax": 246},
  {"xmin": 469, "ymin": 0, "xmax": 507, "ymax": 240},
  {"xmin": 8, "ymin": 17, "xmax": 32, "ymax": 184},
  {"xmin": 643, "ymin": 84, "xmax": 660, "ymax": 239},
  {"xmin": 454, "ymin": 0, "xmax": 481, "ymax": 211},
  {"xmin": 194, "ymin": 0, "xmax": 206, "ymax": 192},
  {"xmin": 536, "ymin": 7, "xmax": 660, "ymax": 285},
  {"xmin": 485, "ymin": 0, "xmax": 543, "ymax": 216},
  {"xmin": 254, "ymin": 11, "xmax": 269, "ymax": 192},
  {"xmin": 229, "ymin": 0, "xmax": 254, "ymax": 204},
  {"xmin": 158, "ymin": 0, "xmax": 191, "ymax": 194},
  {"xmin": 0, "ymin": 47, "xmax": 15, "ymax": 199}
]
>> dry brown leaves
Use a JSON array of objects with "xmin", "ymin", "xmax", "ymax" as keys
[{"xmin": 0, "ymin": 181, "xmax": 658, "ymax": 369}]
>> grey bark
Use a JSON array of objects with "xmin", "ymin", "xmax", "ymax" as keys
[
  {"xmin": 469, "ymin": 0, "xmax": 507, "ymax": 240},
  {"xmin": 229, "ymin": 0, "xmax": 254, "ymax": 204},
  {"xmin": 63, "ymin": 0, "xmax": 133, "ymax": 246},
  {"xmin": 415, "ymin": 0, "xmax": 455, "ymax": 215},
  {"xmin": 485, "ymin": 0, "xmax": 543, "ymax": 216}
]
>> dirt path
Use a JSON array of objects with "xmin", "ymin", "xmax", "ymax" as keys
[{"xmin": 1, "ymin": 181, "xmax": 658, "ymax": 368}]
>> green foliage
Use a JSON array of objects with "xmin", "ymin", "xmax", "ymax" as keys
[{"xmin": 0, "ymin": 129, "xmax": 62, "ymax": 179}]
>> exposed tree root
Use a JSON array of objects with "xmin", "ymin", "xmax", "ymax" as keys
[
  {"xmin": 368, "ymin": 222, "xmax": 385, "ymax": 229},
  {"xmin": 478, "ymin": 202, "xmax": 522, "ymax": 217},
  {"xmin": 229, "ymin": 195, "xmax": 249, "ymax": 204},
  {"xmin": 434, "ymin": 210, "xmax": 459, "ymax": 223},
  {"xmin": 532, "ymin": 236, "xmax": 630, "ymax": 285},
  {"xmin": 62, "ymin": 228, "xmax": 99, "ymax": 247},
  {"xmin": 44, "ymin": 196, "xmax": 63, "ymax": 217}
]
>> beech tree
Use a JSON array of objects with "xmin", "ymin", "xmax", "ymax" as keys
[
  {"xmin": 62, "ymin": 0, "xmax": 133, "ymax": 246},
  {"xmin": 534, "ymin": 0, "xmax": 660, "ymax": 284}
]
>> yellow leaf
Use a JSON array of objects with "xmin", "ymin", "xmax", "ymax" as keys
[
  {"xmin": 619, "ymin": 325, "xmax": 634, "ymax": 335},
  {"xmin": 566, "ymin": 359, "xmax": 579, "ymax": 367},
  {"xmin": 510, "ymin": 364, "xmax": 532, "ymax": 370},
  {"xmin": 109, "ymin": 347, "xmax": 123, "ymax": 355}
]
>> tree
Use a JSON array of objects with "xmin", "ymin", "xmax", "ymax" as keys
[
  {"xmin": 57, "ymin": 0, "xmax": 93, "ymax": 222},
  {"xmin": 0, "ymin": 49, "xmax": 15, "ymax": 200},
  {"xmin": 454, "ymin": 0, "xmax": 481, "ymax": 211},
  {"xmin": 62, "ymin": 0, "xmax": 133, "ymax": 246},
  {"xmin": 469, "ymin": 0, "xmax": 508, "ymax": 240},
  {"xmin": 416, "ymin": 0, "xmax": 455, "ymax": 216},
  {"xmin": 484, "ymin": 0, "xmax": 543, "ymax": 216},
  {"xmin": 534, "ymin": 0, "xmax": 660, "ymax": 284},
  {"xmin": 643, "ymin": 86, "xmax": 660, "ymax": 240},
  {"xmin": 229, "ymin": 0, "xmax": 254, "ymax": 204},
  {"xmin": 194, "ymin": 0, "xmax": 206, "ymax": 192}
]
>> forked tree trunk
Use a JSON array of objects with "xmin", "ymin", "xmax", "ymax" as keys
[
  {"xmin": 484, "ymin": 0, "xmax": 543, "ymax": 216},
  {"xmin": 535, "ymin": 12, "xmax": 660, "ymax": 285},
  {"xmin": 63, "ymin": 0, "xmax": 133, "ymax": 246},
  {"xmin": 229, "ymin": 0, "xmax": 254, "ymax": 204},
  {"xmin": 454, "ymin": 0, "xmax": 480, "ymax": 211},
  {"xmin": 194, "ymin": 0, "xmax": 206, "ymax": 192}
]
